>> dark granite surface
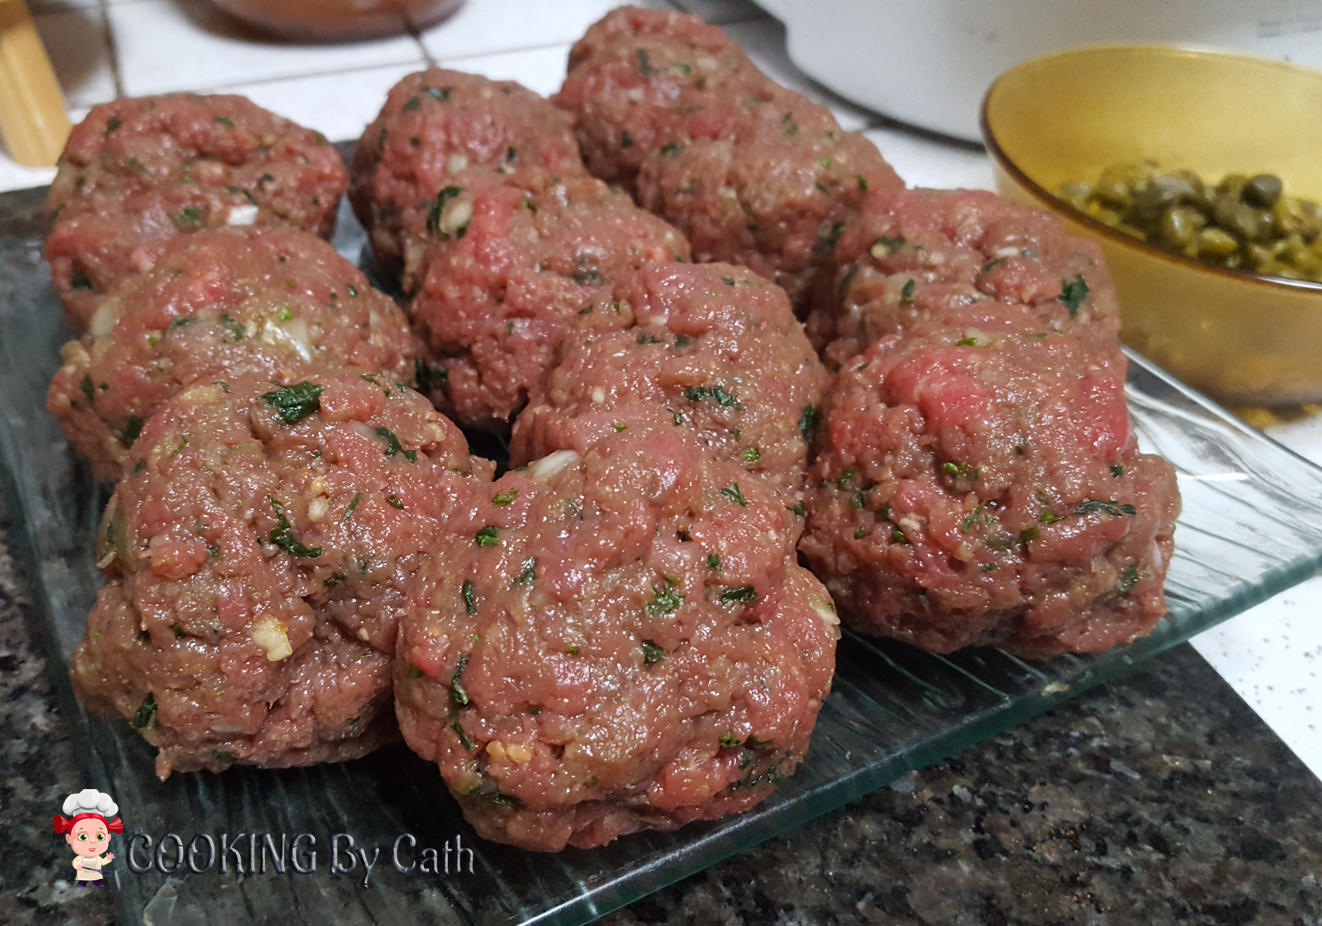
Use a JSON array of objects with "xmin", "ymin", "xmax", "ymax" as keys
[{"xmin": 3, "ymin": 491, "xmax": 1319, "ymax": 925}]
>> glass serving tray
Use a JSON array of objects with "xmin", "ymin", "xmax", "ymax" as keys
[{"xmin": 4, "ymin": 183, "xmax": 1322, "ymax": 926}]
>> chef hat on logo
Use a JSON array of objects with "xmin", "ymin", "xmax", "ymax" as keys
[
  {"xmin": 62, "ymin": 788, "xmax": 118, "ymax": 818},
  {"xmin": 54, "ymin": 788, "xmax": 123, "ymax": 835}
]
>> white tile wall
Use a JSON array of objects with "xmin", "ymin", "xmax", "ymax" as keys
[
  {"xmin": 1, "ymin": 0, "xmax": 1319, "ymax": 785},
  {"xmin": 107, "ymin": 0, "xmax": 426, "ymax": 96},
  {"xmin": 418, "ymin": 0, "xmax": 670, "ymax": 63},
  {"xmin": 33, "ymin": 7, "xmax": 117, "ymax": 108}
]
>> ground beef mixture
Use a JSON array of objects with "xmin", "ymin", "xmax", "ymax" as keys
[
  {"xmin": 46, "ymin": 94, "xmax": 347, "ymax": 329},
  {"xmin": 808, "ymin": 188, "xmax": 1123, "ymax": 367},
  {"xmin": 798, "ymin": 327, "xmax": 1179, "ymax": 658},
  {"xmin": 47, "ymin": 228, "xmax": 415, "ymax": 482},
  {"xmin": 71, "ymin": 372, "xmax": 492, "ymax": 778},
  {"xmin": 556, "ymin": 6, "xmax": 771, "ymax": 192},
  {"xmin": 408, "ymin": 170, "xmax": 689, "ymax": 431},
  {"xmin": 557, "ymin": 6, "xmax": 903, "ymax": 309},
  {"xmin": 350, "ymin": 68, "xmax": 586, "ymax": 290},
  {"xmin": 395, "ymin": 423, "xmax": 838, "ymax": 850},
  {"xmin": 511, "ymin": 262, "xmax": 828, "ymax": 495}
]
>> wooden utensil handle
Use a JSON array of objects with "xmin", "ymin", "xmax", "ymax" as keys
[{"xmin": 0, "ymin": 0, "xmax": 71, "ymax": 167}]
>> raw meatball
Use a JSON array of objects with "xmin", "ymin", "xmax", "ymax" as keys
[
  {"xmin": 557, "ymin": 7, "xmax": 903, "ymax": 310},
  {"xmin": 409, "ymin": 171, "xmax": 690, "ymax": 432},
  {"xmin": 556, "ymin": 6, "xmax": 771, "ymax": 191},
  {"xmin": 46, "ymin": 94, "xmax": 347, "ymax": 329},
  {"xmin": 809, "ymin": 188, "xmax": 1123, "ymax": 367},
  {"xmin": 511, "ymin": 262, "xmax": 828, "ymax": 495},
  {"xmin": 798, "ymin": 327, "xmax": 1179, "ymax": 658},
  {"xmin": 350, "ymin": 69, "xmax": 585, "ymax": 289},
  {"xmin": 71, "ymin": 373, "xmax": 493, "ymax": 778},
  {"xmin": 635, "ymin": 97, "xmax": 901, "ymax": 309},
  {"xmin": 395, "ymin": 424, "xmax": 838, "ymax": 851},
  {"xmin": 48, "ymin": 228, "xmax": 416, "ymax": 482}
]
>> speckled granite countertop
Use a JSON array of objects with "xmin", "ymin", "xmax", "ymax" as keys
[{"xmin": 3, "ymin": 493, "xmax": 1318, "ymax": 925}]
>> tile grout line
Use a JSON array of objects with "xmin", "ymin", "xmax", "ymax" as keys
[
  {"xmin": 99, "ymin": 0, "xmax": 125, "ymax": 98},
  {"xmin": 177, "ymin": 57, "xmax": 430, "ymax": 96}
]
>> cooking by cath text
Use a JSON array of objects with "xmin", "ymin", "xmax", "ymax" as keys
[{"xmin": 125, "ymin": 831, "xmax": 476, "ymax": 886}]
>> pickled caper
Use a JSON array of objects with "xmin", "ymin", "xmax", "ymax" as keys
[{"xmin": 1055, "ymin": 162, "xmax": 1322, "ymax": 282}]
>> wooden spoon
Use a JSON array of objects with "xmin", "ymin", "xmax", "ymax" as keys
[{"xmin": 0, "ymin": 0, "xmax": 71, "ymax": 167}]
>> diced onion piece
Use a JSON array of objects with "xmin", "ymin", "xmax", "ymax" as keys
[
  {"xmin": 528, "ymin": 450, "xmax": 579, "ymax": 482},
  {"xmin": 251, "ymin": 617, "xmax": 293, "ymax": 662},
  {"xmin": 226, "ymin": 204, "xmax": 259, "ymax": 226}
]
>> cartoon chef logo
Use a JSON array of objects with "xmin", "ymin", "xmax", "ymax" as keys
[{"xmin": 53, "ymin": 788, "xmax": 123, "ymax": 888}]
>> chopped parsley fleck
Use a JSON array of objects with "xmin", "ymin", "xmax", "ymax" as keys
[
  {"xmin": 1073, "ymin": 498, "xmax": 1137, "ymax": 517},
  {"xmin": 890, "ymin": 526, "xmax": 910, "ymax": 546},
  {"xmin": 641, "ymin": 640, "xmax": 666, "ymax": 664},
  {"xmin": 637, "ymin": 49, "xmax": 651, "ymax": 74},
  {"xmin": 475, "ymin": 526, "xmax": 500, "ymax": 547},
  {"xmin": 513, "ymin": 557, "xmax": 536, "ymax": 586},
  {"xmin": 660, "ymin": 142, "xmax": 682, "ymax": 156},
  {"xmin": 856, "ymin": 174, "xmax": 868, "ymax": 190},
  {"xmin": 343, "ymin": 493, "xmax": 362, "ymax": 523},
  {"xmin": 402, "ymin": 96, "xmax": 421, "ymax": 111},
  {"xmin": 837, "ymin": 466, "xmax": 857, "ymax": 488},
  {"xmin": 721, "ymin": 482, "xmax": 748, "ymax": 506},
  {"xmin": 871, "ymin": 235, "xmax": 906, "ymax": 254},
  {"xmin": 621, "ymin": 131, "xmax": 634, "ymax": 148},
  {"xmin": 799, "ymin": 405, "xmax": 819, "ymax": 443},
  {"xmin": 492, "ymin": 488, "xmax": 519, "ymax": 506},
  {"xmin": 955, "ymin": 336, "xmax": 979, "ymax": 346},
  {"xmin": 468, "ymin": 784, "xmax": 522, "ymax": 806},
  {"xmin": 1110, "ymin": 462, "xmax": 1125, "ymax": 477},
  {"xmin": 426, "ymin": 186, "xmax": 465, "ymax": 235},
  {"xmin": 506, "ymin": 146, "xmax": 517, "ymax": 162},
  {"xmin": 452, "ymin": 722, "xmax": 476, "ymax": 751},
  {"xmin": 80, "ymin": 375, "xmax": 95, "ymax": 404},
  {"xmin": 647, "ymin": 577, "xmax": 684, "ymax": 617},
  {"xmin": 941, "ymin": 461, "xmax": 979, "ymax": 480},
  {"xmin": 788, "ymin": 501, "xmax": 806, "ymax": 518},
  {"xmin": 1058, "ymin": 274, "xmax": 1089, "ymax": 317},
  {"xmin": 900, "ymin": 278, "xmax": 916, "ymax": 304},
  {"xmin": 611, "ymin": 422, "xmax": 628, "ymax": 432},
  {"xmin": 268, "ymin": 497, "xmax": 321, "ymax": 557},
  {"xmin": 374, "ymin": 426, "xmax": 417, "ymax": 462},
  {"xmin": 674, "ymin": 335, "xmax": 691, "ymax": 348},
  {"xmin": 69, "ymin": 269, "xmax": 93, "ymax": 290},
  {"xmin": 385, "ymin": 495, "xmax": 404, "ymax": 509},
  {"xmin": 854, "ymin": 526, "xmax": 868, "ymax": 538},
  {"xmin": 684, "ymin": 385, "xmax": 742, "ymax": 409},
  {"xmin": 106, "ymin": 116, "xmax": 122, "ymax": 133},
  {"xmin": 1117, "ymin": 563, "xmax": 1141, "ymax": 593},
  {"xmin": 170, "ymin": 205, "xmax": 205, "ymax": 229},
  {"xmin": 462, "ymin": 579, "xmax": 477, "ymax": 614},
  {"xmin": 218, "ymin": 313, "xmax": 244, "ymax": 341},
  {"xmin": 720, "ymin": 585, "xmax": 757, "ymax": 605},
  {"xmin": 214, "ymin": 115, "xmax": 235, "ymax": 128},
  {"xmin": 425, "ymin": 85, "xmax": 451, "ymax": 102},
  {"xmin": 261, "ymin": 381, "xmax": 323, "ymax": 424},
  {"xmin": 741, "ymin": 446, "xmax": 761, "ymax": 464},
  {"xmin": 119, "ymin": 414, "xmax": 143, "ymax": 447},
  {"xmin": 132, "ymin": 693, "xmax": 156, "ymax": 728},
  {"xmin": 706, "ymin": 553, "xmax": 722, "ymax": 570},
  {"xmin": 719, "ymin": 733, "xmax": 741, "ymax": 748},
  {"xmin": 450, "ymin": 653, "xmax": 470, "ymax": 707}
]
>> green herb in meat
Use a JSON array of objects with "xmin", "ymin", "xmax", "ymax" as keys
[{"xmin": 261, "ymin": 381, "xmax": 324, "ymax": 424}]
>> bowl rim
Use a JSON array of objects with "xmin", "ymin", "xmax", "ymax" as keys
[{"xmin": 979, "ymin": 42, "xmax": 1322, "ymax": 298}]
